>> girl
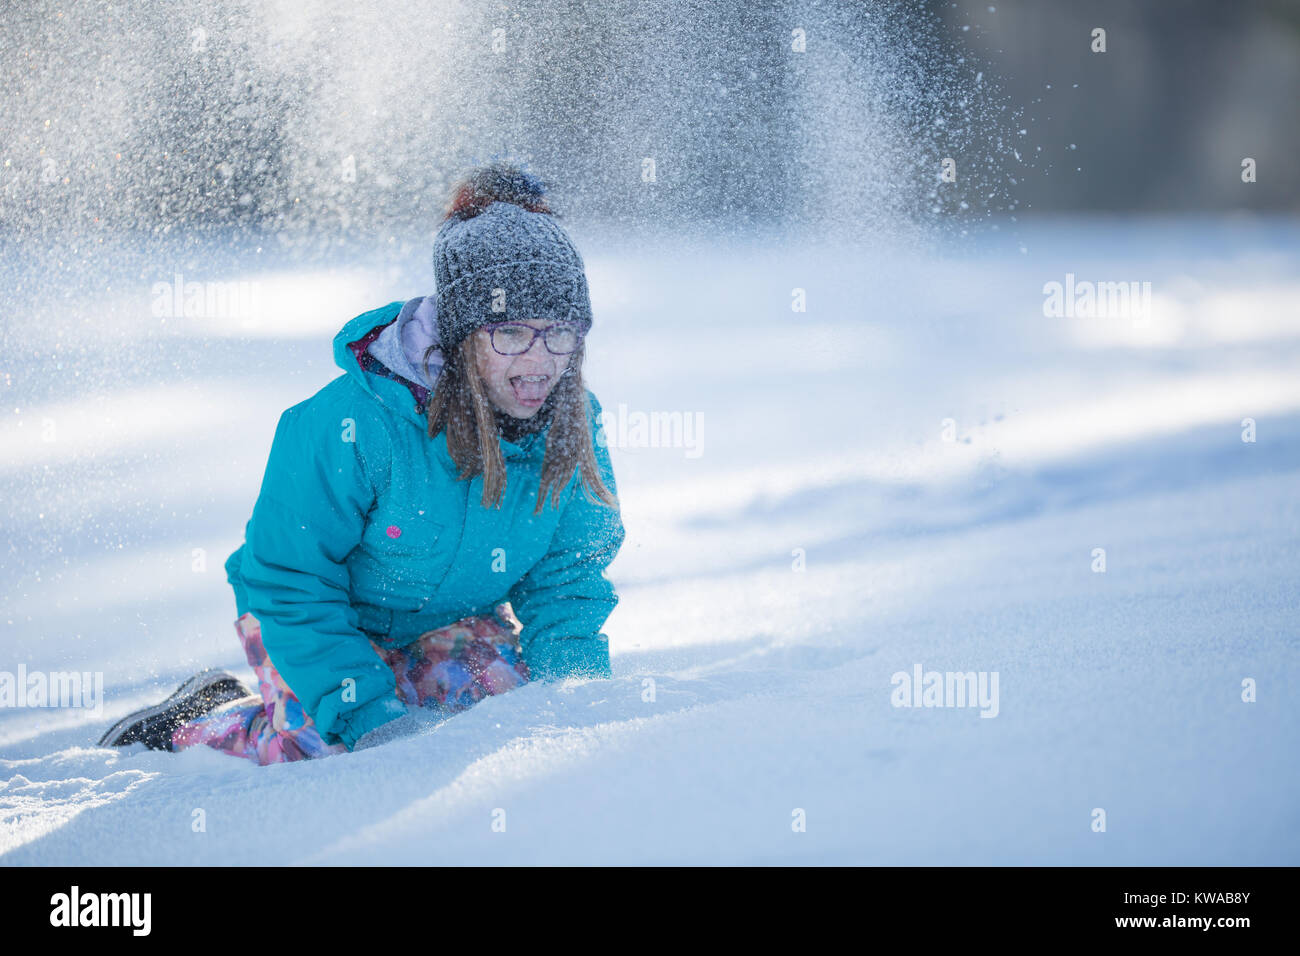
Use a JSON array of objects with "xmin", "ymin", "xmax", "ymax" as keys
[{"xmin": 97, "ymin": 162, "xmax": 625, "ymax": 763}]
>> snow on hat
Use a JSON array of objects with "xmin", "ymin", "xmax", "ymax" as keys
[{"xmin": 432, "ymin": 163, "xmax": 593, "ymax": 357}]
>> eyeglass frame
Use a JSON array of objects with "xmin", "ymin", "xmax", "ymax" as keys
[{"xmin": 480, "ymin": 318, "xmax": 591, "ymax": 356}]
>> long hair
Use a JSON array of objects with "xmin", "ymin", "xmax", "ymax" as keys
[{"xmin": 422, "ymin": 162, "xmax": 618, "ymax": 515}]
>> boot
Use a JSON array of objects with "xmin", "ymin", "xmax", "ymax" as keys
[{"xmin": 98, "ymin": 668, "xmax": 254, "ymax": 751}]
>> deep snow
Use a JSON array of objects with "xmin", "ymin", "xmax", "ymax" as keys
[{"xmin": 2, "ymin": 218, "xmax": 1298, "ymax": 864}]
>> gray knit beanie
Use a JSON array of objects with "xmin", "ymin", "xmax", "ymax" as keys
[{"xmin": 432, "ymin": 195, "xmax": 593, "ymax": 357}]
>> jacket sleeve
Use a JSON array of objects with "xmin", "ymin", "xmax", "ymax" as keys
[
  {"xmin": 235, "ymin": 400, "xmax": 409, "ymax": 751},
  {"xmin": 507, "ymin": 396, "xmax": 625, "ymax": 681}
]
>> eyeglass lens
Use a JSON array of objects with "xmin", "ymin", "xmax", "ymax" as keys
[{"xmin": 491, "ymin": 323, "xmax": 583, "ymax": 354}]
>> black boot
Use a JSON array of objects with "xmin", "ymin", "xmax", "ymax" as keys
[{"xmin": 98, "ymin": 668, "xmax": 254, "ymax": 751}]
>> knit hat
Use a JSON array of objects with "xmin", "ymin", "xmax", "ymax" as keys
[{"xmin": 432, "ymin": 172, "xmax": 593, "ymax": 357}]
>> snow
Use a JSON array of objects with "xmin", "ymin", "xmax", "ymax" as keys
[{"xmin": 2, "ymin": 219, "xmax": 1298, "ymax": 864}]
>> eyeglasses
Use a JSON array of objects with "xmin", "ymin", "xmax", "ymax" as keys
[{"xmin": 482, "ymin": 320, "xmax": 588, "ymax": 356}]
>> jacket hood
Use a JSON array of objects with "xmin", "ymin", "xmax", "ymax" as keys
[
  {"xmin": 367, "ymin": 294, "xmax": 443, "ymax": 391},
  {"xmin": 332, "ymin": 299, "xmax": 551, "ymax": 461}
]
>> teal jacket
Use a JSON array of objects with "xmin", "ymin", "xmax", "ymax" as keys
[{"xmin": 224, "ymin": 301, "xmax": 624, "ymax": 751}]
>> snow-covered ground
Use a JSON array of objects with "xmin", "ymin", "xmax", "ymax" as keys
[{"xmin": 2, "ymin": 217, "xmax": 1298, "ymax": 864}]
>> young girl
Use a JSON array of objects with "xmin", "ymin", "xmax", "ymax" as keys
[{"xmin": 98, "ymin": 162, "xmax": 625, "ymax": 764}]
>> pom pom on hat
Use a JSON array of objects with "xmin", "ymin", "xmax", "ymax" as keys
[{"xmin": 442, "ymin": 159, "xmax": 553, "ymax": 223}]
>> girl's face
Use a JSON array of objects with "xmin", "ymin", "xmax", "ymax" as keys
[{"xmin": 473, "ymin": 319, "xmax": 573, "ymax": 419}]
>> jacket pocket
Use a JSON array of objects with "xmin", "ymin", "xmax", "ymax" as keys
[
  {"xmin": 353, "ymin": 511, "xmax": 450, "ymax": 611},
  {"xmin": 372, "ymin": 509, "xmax": 446, "ymax": 557}
]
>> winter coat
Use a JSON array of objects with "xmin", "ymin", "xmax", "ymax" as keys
[{"xmin": 223, "ymin": 300, "xmax": 625, "ymax": 751}]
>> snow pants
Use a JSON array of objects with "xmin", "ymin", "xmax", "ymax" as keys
[{"xmin": 171, "ymin": 602, "xmax": 531, "ymax": 765}]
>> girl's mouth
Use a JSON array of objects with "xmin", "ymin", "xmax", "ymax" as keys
[{"xmin": 509, "ymin": 374, "xmax": 549, "ymax": 406}]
